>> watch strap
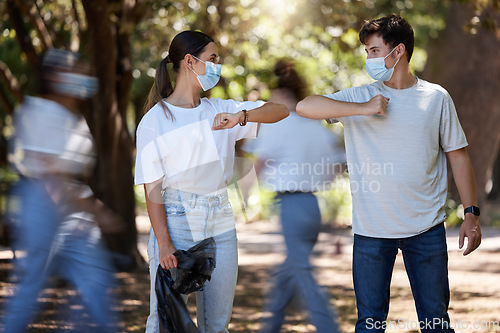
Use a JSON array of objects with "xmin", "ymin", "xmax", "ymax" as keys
[{"xmin": 464, "ymin": 205, "xmax": 480, "ymax": 216}]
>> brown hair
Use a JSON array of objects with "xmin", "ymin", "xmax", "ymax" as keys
[
  {"xmin": 359, "ymin": 14, "xmax": 414, "ymax": 62},
  {"xmin": 273, "ymin": 59, "xmax": 308, "ymax": 101},
  {"xmin": 143, "ymin": 31, "xmax": 214, "ymax": 118}
]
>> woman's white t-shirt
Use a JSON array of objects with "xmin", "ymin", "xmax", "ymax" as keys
[{"xmin": 134, "ymin": 97, "xmax": 263, "ymax": 195}]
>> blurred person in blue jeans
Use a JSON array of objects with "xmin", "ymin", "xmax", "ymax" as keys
[
  {"xmin": 1, "ymin": 49, "xmax": 120, "ymax": 332},
  {"xmin": 244, "ymin": 59, "xmax": 345, "ymax": 332}
]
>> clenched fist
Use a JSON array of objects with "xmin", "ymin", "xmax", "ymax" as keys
[{"xmin": 362, "ymin": 94, "xmax": 389, "ymax": 116}]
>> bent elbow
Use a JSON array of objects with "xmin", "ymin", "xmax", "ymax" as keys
[
  {"xmin": 280, "ymin": 104, "xmax": 290, "ymax": 120},
  {"xmin": 296, "ymin": 99, "xmax": 307, "ymax": 117}
]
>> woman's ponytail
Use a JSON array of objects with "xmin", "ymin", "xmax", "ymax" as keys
[{"xmin": 143, "ymin": 57, "xmax": 174, "ymax": 118}]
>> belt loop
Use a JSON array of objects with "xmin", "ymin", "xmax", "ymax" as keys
[{"xmin": 190, "ymin": 193, "xmax": 196, "ymax": 208}]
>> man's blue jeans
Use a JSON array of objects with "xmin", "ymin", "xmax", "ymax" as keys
[{"xmin": 353, "ymin": 223, "xmax": 454, "ymax": 333}]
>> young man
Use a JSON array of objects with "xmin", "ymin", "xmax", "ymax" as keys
[{"xmin": 296, "ymin": 14, "xmax": 481, "ymax": 332}]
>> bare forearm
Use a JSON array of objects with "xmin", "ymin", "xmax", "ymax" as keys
[
  {"xmin": 448, "ymin": 148, "xmax": 478, "ymax": 207},
  {"xmin": 238, "ymin": 102, "xmax": 289, "ymax": 124},
  {"xmin": 448, "ymin": 147, "xmax": 482, "ymax": 255},
  {"xmin": 296, "ymin": 95, "xmax": 365, "ymax": 119},
  {"xmin": 297, "ymin": 94, "xmax": 389, "ymax": 119},
  {"xmin": 144, "ymin": 184, "xmax": 172, "ymax": 247}
]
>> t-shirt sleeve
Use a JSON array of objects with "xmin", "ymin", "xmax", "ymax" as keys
[
  {"xmin": 439, "ymin": 92, "xmax": 468, "ymax": 152},
  {"xmin": 215, "ymin": 99, "xmax": 264, "ymax": 141},
  {"xmin": 134, "ymin": 121, "xmax": 166, "ymax": 185}
]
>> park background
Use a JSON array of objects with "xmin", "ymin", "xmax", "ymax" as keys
[{"xmin": 0, "ymin": 0, "xmax": 499, "ymax": 332}]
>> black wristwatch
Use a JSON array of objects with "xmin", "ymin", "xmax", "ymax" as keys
[{"xmin": 464, "ymin": 205, "xmax": 480, "ymax": 217}]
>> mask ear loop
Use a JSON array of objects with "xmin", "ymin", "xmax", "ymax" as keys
[
  {"xmin": 385, "ymin": 45, "xmax": 402, "ymax": 69},
  {"xmin": 186, "ymin": 54, "xmax": 201, "ymax": 76}
]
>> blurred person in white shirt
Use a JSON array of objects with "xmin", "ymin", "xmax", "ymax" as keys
[
  {"xmin": 244, "ymin": 59, "xmax": 344, "ymax": 333},
  {"xmin": 2, "ymin": 48, "xmax": 120, "ymax": 333}
]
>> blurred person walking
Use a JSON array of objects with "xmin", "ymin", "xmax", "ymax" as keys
[
  {"xmin": 244, "ymin": 59, "xmax": 343, "ymax": 332},
  {"xmin": 1, "ymin": 49, "xmax": 120, "ymax": 332},
  {"xmin": 134, "ymin": 31, "xmax": 288, "ymax": 333}
]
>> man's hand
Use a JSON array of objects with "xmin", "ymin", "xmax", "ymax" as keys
[
  {"xmin": 459, "ymin": 214, "xmax": 481, "ymax": 256},
  {"xmin": 362, "ymin": 94, "xmax": 389, "ymax": 116},
  {"xmin": 212, "ymin": 112, "xmax": 241, "ymax": 130}
]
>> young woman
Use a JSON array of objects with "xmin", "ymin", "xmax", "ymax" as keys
[{"xmin": 134, "ymin": 31, "xmax": 288, "ymax": 332}]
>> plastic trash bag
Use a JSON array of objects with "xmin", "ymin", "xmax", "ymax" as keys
[
  {"xmin": 156, "ymin": 266, "xmax": 198, "ymax": 333},
  {"xmin": 173, "ymin": 237, "xmax": 216, "ymax": 294},
  {"xmin": 155, "ymin": 237, "xmax": 216, "ymax": 333}
]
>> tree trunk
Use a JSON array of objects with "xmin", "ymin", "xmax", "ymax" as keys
[
  {"xmin": 423, "ymin": 1, "xmax": 500, "ymax": 224},
  {"xmin": 83, "ymin": 0, "xmax": 142, "ymax": 269}
]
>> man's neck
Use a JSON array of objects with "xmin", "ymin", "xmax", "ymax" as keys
[{"xmin": 384, "ymin": 65, "xmax": 417, "ymax": 89}]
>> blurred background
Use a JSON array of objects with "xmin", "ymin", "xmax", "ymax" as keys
[{"xmin": 0, "ymin": 0, "xmax": 499, "ymax": 291}]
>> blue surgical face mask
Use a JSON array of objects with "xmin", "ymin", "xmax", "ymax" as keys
[
  {"xmin": 53, "ymin": 73, "xmax": 98, "ymax": 99},
  {"xmin": 190, "ymin": 55, "xmax": 221, "ymax": 91},
  {"xmin": 365, "ymin": 46, "xmax": 400, "ymax": 81}
]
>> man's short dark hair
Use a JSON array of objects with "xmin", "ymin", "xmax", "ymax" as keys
[{"xmin": 359, "ymin": 14, "xmax": 414, "ymax": 62}]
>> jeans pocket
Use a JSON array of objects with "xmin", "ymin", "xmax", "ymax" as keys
[{"xmin": 166, "ymin": 204, "xmax": 187, "ymax": 216}]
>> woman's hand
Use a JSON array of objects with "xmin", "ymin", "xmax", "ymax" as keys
[
  {"xmin": 212, "ymin": 112, "xmax": 242, "ymax": 130},
  {"xmin": 159, "ymin": 242, "xmax": 178, "ymax": 270}
]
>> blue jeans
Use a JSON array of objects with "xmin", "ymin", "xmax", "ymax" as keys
[
  {"xmin": 353, "ymin": 223, "xmax": 454, "ymax": 332},
  {"xmin": 147, "ymin": 188, "xmax": 238, "ymax": 333},
  {"xmin": 2, "ymin": 178, "xmax": 117, "ymax": 333},
  {"xmin": 260, "ymin": 192, "xmax": 339, "ymax": 333}
]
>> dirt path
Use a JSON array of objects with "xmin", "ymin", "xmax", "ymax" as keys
[{"xmin": 1, "ymin": 216, "xmax": 499, "ymax": 332}]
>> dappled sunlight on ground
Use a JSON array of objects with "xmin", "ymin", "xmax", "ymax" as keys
[{"xmin": 0, "ymin": 216, "xmax": 499, "ymax": 332}]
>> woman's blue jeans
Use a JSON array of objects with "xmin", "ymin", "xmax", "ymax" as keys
[
  {"xmin": 147, "ymin": 188, "xmax": 238, "ymax": 333},
  {"xmin": 353, "ymin": 223, "xmax": 454, "ymax": 332},
  {"xmin": 260, "ymin": 192, "xmax": 339, "ymax": 332}
]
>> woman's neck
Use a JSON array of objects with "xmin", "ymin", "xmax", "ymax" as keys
[{"xmin": 165, "ymin": 76, "xmax": 202, "ymax": 108}]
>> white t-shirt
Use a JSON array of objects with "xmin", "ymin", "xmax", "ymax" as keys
[
  {"xmin": 10, "ymin": 96, "xmax": 96, "ymax": 179},
  {"xmin": 10, "ymin": 96, "xmax": 96, "ymax": 201},
  {"xmin": 134, "ymin": 97, "xmax": 263, "ymax": 195},
  {"xmin": 325, "ymin": 78, "xmax": 467, "ymax": 238},
  {"xmin": 244, "ymin": 112, "xmax": 345, "ymax": 192}
]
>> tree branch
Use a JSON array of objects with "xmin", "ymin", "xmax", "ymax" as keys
[
  {"xmin": 69, "ymin": 0, "xmax": 82, "ymax": 51},
  {"xmin": 0, "ymin": 59, "xmax": 24, "ymax": 106},
  {"xmin": 6, "ymin": 0, "xmax": 40, "ymax": 70},
  {"xmin": 15, "ymin": 0, "xmax": 54, "ymax": 50}
]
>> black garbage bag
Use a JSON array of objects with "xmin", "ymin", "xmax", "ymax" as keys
[
  {"xmin": 155, "ymin": 266, "xmax": 198, "ymax": 333},
  {"xmin": 173, "ymin": 237, "xmax": 216, "ymax": 294},
  {"xmin": 155, "ymin": 237, "xmax": 216, "ymax": 333}
]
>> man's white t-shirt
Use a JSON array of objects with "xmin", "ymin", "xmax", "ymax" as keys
[
  {"xmin": 325, "ymin": 78, "xmax": 467, "ymax": 238},
  {"xmin": 134, "ymin": 97, "xmax": 263, "ymax": 195}
]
